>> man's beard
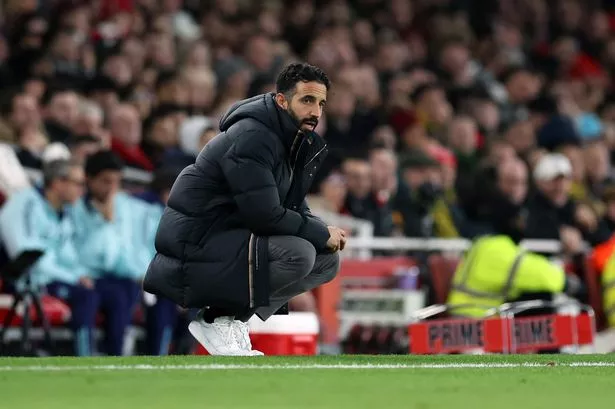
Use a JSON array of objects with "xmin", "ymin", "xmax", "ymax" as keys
[{"xmin": 288, "ymin": 106, "xmax": 318, "ymax": 130}]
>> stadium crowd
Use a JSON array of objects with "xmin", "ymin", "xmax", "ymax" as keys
[{"xmin": 1, "ymin": 0, "xmax": 615, "ymax": 355}]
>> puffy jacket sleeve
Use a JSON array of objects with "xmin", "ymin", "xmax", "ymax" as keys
[{"xmin": 221, "ymin": 129, "xmax": 330, "ymax": 251}]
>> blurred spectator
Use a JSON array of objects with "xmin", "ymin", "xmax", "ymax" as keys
[
  {"xmin": 134, "ymin": 167, "xmax": 182, "ymax": 356},
  {"xmin": 0, "ymin": 91, "xmax": 41, "ymax": 144},
  {"xmin": 411, "ymin": 83, "xmax": 452, "ymax": 141},
  {"xmin": 312, "ymin": 171, "xmax": 347, "ymax": 213},
  {"xmin": 73, "ymin": 99, "xmax": 109, "ymax": 146},
  {"xmin": 109, "ymin": 103, "xmax": 153, "ymax": 170},
  {"xmin": 341, "ymin": 155, "xmax": 394, "ymax": 237},
  {"xmin": 526, "ymin": 153, "xmax": 608, "ymax": 248},
  {"xmin": 42, "ymin": 88, "xmax": 79, "ymax": 144},
  {"xmin": 0, "ymin": 159, "xmax": 96, "ymax": 356},
  {"xmin": 178, "ymin": 116, "xmax": 215, "ymax": 158},
  {"xmin": 0, "ymin": 143, "xmax": 31, "ymax": 197},
  {"xmin": 71, "ymin": 151, "xmax": 143, "ymax": 356},
  {"xmin": 393, "ymin": 149, "xmax": 458, "ymax": 238},
  {"xmin": 499, "ymin": 67, "xmax": 542, "ymax": 128}
]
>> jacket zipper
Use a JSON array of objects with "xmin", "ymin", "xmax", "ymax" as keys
[
  {"xmin": 248, "ymin": 233, "xmax": 255, "ymax": 308},
  {"xmin": 289, "ymin": 138, "xmax": 306, "ymax": 182},
  {"xmin": 304, "ymin": 144, "xmax": 327, "ymax": 169}
]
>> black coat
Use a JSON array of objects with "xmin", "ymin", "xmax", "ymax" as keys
[
  {"xmin": 525, "ymin": 191, "xmax": 577, "ymax": 240},
  {"xmin": 143, "ymin": 93, "xmax": 330, "ymax": 309}
]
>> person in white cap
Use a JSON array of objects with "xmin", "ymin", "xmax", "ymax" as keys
[{"xmin": 526, "ymin": 153, "xmax": 602, "ymax": 254}]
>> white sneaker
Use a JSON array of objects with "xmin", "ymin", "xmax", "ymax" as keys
[
  {"xmin": 232, "ymin": 321, "xmax": 264, "ymax": 356},
  {"xmin": 188, "ymin": 316, "xmax": 252, "ymax": 356}
]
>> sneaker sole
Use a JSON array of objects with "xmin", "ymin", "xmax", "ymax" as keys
[{"xmin": 188, "ymin": 321, "xmax": 252, "ymax": 356}]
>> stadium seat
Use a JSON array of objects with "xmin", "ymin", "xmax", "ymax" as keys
[
  {"xmin": 427, "ymin": 254, "xmax": 460, "ymax": 305},
  {"xmin": 0, "ymin": 294, "xmax": 70, "ymax": 327},
  {"xmin": 314, "ymin": 256, "xmax": 414, "ymax": 344}
]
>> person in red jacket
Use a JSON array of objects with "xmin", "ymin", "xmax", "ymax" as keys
[{"xmin": 109, "ymin": 103, "xmax": 153, "ymax": 170}]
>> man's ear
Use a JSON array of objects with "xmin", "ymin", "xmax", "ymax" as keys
[{"xmin": 275, "ymin": 93, "xmax": 289, "ymax": 109}]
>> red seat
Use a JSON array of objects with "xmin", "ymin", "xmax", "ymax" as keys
[
  {"xmin": 0, "ymin": 294, "xmax": 70, "ymax": 327},
  {"xmin": 427, "ymin": 254, "xmax": 460, "ymax": 305}
]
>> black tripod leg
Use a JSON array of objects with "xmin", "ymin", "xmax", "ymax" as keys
[
  {"xmin": 0, "ymin": 294, "xmax": 23, "ymax": 355},
  {"xmin": 31, "ymin": 292, "xmax": 54, "ymax": 355},
  {"xmin": 20, "ymin": 293, "xmax": 32, "ymax": 355}
]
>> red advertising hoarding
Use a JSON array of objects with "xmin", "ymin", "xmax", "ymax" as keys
[{"xmin": 409, "ymin": 314, "xmax": 594, "ymax": 354}]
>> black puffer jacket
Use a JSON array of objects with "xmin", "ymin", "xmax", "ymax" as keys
[{"xmin": 143, "ymin": 93, "xmax": 330, "ymax": 309}]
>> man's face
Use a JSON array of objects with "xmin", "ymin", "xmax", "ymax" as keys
[
  {"xmin": 418, "ymin": 88, "xmax": 452, "ymax": 125},
  {"xmin": 149, "ymin": 116, "xmax": 177, "ymax": 148},
  {"xmin": 504, "ymin": 120, "xmax": 535, "ymax": 154},
  {"xmin": 47, "ymin": 92, "xmax": 79, "ymax": 128},
  {"xmin": 326, "ymin": 87, "xmax": 355, "ymax": 120},
  {"xmin": 506, "ymin": 71, "xmax": 541, "ymax": 104},
  {"xmin": 584, "ymin": 142, "xmax": 609, "ymax": 182},
  {"xmin": 74, "ymin": 111, "xmax": 103, "ymax": 136},
  {"xmin": 439, "ymin": 43, "xmax": 469, "ymax": 75},
  {"xmin": 11, "ymin": 94, "xmax": 40, "ymax": 130},
  {"xmin": 158, "ymin": 79, "xmax": 189, "ymax": 105},
  {"xmin": 497, "ymin": 160, "xmax": 528, "ymax": 205},
  {"xmin": 538, "ymin": 176, "xmax": 572, "ymax": 207},
  {"xmin": 343, "ymin": 159, "xmax": 372, "ymax": 199},
  {"xmin": 448, "ymin": 117, "xmax": 477, "ymax": 154},
  {"xmin": 111, "ymin": 105, "xmax": 142, "ymax": 146},
  {"xmin": 58, "ymin": 166, "xmax": 86, "ymax": 204},
  {"xmin": 88, "ymin": 170, "xmax": 122, "ymax": 202},
  {"xmin": 403, "ymin": 167, "xmax": 429, "ymax": 190},
  {"xmin": 370, "ymin": 149, "xmax": 397, "ymax": 192},
  {"xmin": 278, "ymin": 81, "xmax": 327, "ymax": 131}
]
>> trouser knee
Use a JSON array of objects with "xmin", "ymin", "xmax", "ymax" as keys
[{"xmin": 317, "ymin": 252, "xmax": 340, "ymax": 285}]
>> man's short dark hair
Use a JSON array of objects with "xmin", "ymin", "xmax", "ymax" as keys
[
  {"xmin": 275, "ymin": 63, "xmax": 331, "ymax": 96},
  {"xmin": 85, "ymin": 150, "xmax": 124, "ymax": 177}
]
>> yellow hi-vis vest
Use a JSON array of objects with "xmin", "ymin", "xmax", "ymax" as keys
[
  {"xmin": 602, "ymin": 254, "xmax": 615, "ymax": 327},
  {"xmin": 446, "ymin": 235, "xmax": 566, "ymax": 317}
]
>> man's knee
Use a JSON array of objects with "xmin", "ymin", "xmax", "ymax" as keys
[
  {"xmin": 316, "ymin": 252, "xmax": 340, "ymax": 284},
  {"xmin": 269, "ymin": 236, "xmax": 317, "ymax": 277}
]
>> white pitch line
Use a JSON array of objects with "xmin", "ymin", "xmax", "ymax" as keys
[{"xmin": 0, "ymin": 362, "xmax": 614, "ymax": 371}]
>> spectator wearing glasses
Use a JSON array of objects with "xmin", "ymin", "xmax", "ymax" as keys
[{"xmin": 0, "ymin": 159, "xmax": 97, "ymax": 356}]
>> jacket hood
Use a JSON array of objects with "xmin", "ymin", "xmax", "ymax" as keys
[{"xmin": 219, "ymin": 93, "xmax": 301, "ymax": 150}]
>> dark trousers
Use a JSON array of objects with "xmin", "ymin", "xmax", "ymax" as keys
[
  {"xmin": 47, "ymin": 281, "xmax": 99, "ymax": 356},
  {"xmin": 251, "ymin": 236, "xmax": 340, "ymax": 321},
  {"xmin": 205, "ymin": 236, "xmax": 340, "ymax": 323},
  {"xmin": 95, "ymin": 276, "xmax": 140, "ymax": 356},
  {"xmin": 145, "ymin": 297, "xmax": 178, "ymax": 355}
]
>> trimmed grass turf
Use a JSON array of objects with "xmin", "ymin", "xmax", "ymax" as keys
[{"xmin": 0, "ymin": 355, "xmax": 614, "ymax": 409}]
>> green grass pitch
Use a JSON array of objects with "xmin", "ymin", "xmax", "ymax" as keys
[{"xmin": 0, "ymin": 354, "xmax": 614, "ymax": 409}]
